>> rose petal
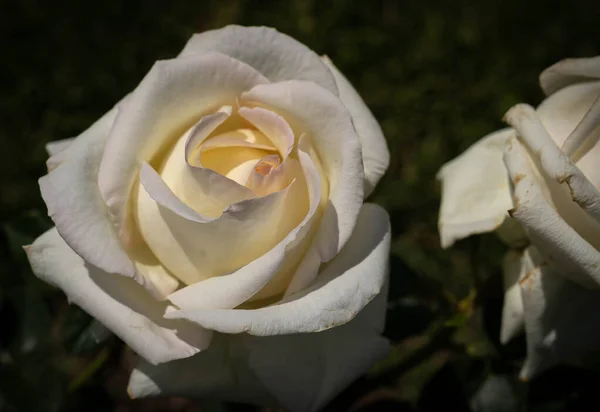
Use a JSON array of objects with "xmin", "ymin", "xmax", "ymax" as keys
[
  {"xmin": 321, "ymin": 56, "xmax": 390, "ymax": 197},
  {"xmin": 128, "ymin": 281, "xmax": 389, "ymax": 412},
  {"xmin": 40, "ymin": 105, "xmax": 136, "ymax": 279},
  {"xmin": 183, "ymin": 106, "xmax": 233, "ymax": 162},
  {"xmin": 98, "ymin": 52, "xmax": 269, "ymax": 236},
  {"xmin": 41, "ymin": 102, "xmax": 179, "ymax": 300},
  {"xmin": 500, "ymin": 249, "xmax": 530, "ymax": 344},
  {"xmin": 45, "ymin": 107, "xmax": 115, "ymax": 173},
  {"xmin": 246, "ymin": 155, "xmax": 297, "ymax": 197},
  {"xmin": 560, "ymin": 93, "xmax": 600, "ymax": 160},
  {"xmin": 161, "ymin": 123, "xmax": 256, "ymax": 219},
  {"xmin": 242, "ymin": 299, "xmax": 389, "ymax": 412},
  {"xmin": 539, "ymin": 56, "xmax": 600, "ymax": 95},
  {"xmin": 137, "ymin": 163, "xmax": 308, "ymax": 288},
  {"xmin": 437, "ymin": 129, "xmax": 516, "ymax": 248},
  {"xmin": 242, "ymin": 80, "xmax": 365, "ymax": 261},
  {"xmin": 165, "ymin": 203, "xmax": 390, "ymax": 335},
  {"xmin": 248, "ymin": 136, "xmax": 325, "ymax": 301},
  {"xmin": 25, "ymin": 228, "xmax": 211, "ymax": 365},
  {"xmin": 505, "ymin": 104, "xmax": 600, "ymax": 248},
  {"xmin": 166, "ymin": 151, "xmax": 318, "ymax": 308},
  {"xmin": 282, "ymin": 137, "xmax": 329, "ymax": 296},
  {"xmin": 537, "ymin": 81, "xmax": 600, "ymax": 188},
  {"xmin": 238, "ymin": 106, "xmax": 294, "ymax": 159},
  {"xmin": 199, "ymin": 146, "xmax": 272, "ymax": 186},
  {"xmin": 127, "ymin": 334, "xmax": 276, "ymax": 405},
  {"xmin": 139, "ymin": 162, "xmax": 214, "ymax": 223},
  {"xmin": 45, "ymin": 137, "xmax": 74, "ymax": 156},
  {"xmin": 44, "ymin": 103, "xmax": 122, "ymax": 171},
  {"xmin": 133, "ymin": 257, "xmax": 180, "ymax": 300},
  {"xmin": 503, "ymin": 134, "xmax": 600, "ymax": 288},
  {"xmin": 179, "ymin": 25, "xmax": 338, "ymax": 95},
  {"xmin": 518, "ymin": 246, "xmax": 600, "ymax": 379},
  {"xmin": 199, "ymin": 131, "xmax": 276, "ymax": 152}
]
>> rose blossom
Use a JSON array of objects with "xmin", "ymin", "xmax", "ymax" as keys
[
  {"xmin": 25, "ymin": 25, "xmax": 391, "ymax": 411},
  {"xmin": 438, "ymin": 56, "xmax": 600, "ymax": 379}
]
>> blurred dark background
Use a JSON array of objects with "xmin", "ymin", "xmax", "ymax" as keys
[{"xmin": 1, "ymin": 1, "xmax": 599, "ymax": 411}]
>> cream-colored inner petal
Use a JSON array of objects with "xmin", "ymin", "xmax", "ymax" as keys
[
  {"xmin": 200, "ymin": 146, "xmax": 272, "ymax": 186},
  {"xmin": 130, "ymin": 103, "xmax": 328, "ymax": 295}
]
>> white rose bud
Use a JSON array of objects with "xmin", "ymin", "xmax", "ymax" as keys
[
  {"xmin": 438, "ymin": 56, "xmax": 600, "ymax": 379},
  {"xmin": 25, "ymin": 25, "xmax": 391, "ymax": 411}
]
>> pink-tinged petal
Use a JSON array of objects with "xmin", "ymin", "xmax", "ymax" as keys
[
  {"xmin": 98, "ymin": 52, "xmax": 269, "ymax": 237},
  {"xmin": 165, "ymin": 203, "xmax": 390, "ymax": 336},
  {"xmin": 518, "ymin": 245, "xmax": 600, "ymax": 380},
  {"xmin": 503, "ymin": 134, "xmax": 600, "ymax": 288},
  {"xmin": 26, "ymin": 228, "xmax": 211, "ymax": 365},
  {"xmin": 242, "ymin": 80, "xmax": 364, "ymax": 261},
  {"xmin": 128, "ymin": 279, "xmax": 389, "ymax": 412},
  {"xmin": 321, "ymin": 56, "xmax": 390, "ymax": 197},
  {"xmin": 539, "ymin": 56, "xmax": 600, "ymax": 95},
  {"xmin": 238, "ymin": 106, "xmax": 294, "ymax": 159},
  {"xmin": 246, "ymin": 155, "xmax": 298, "ymax": 197},
  {"xmin": 179, "ymin": 25, "xmax": 338, "ymax": 95},
  {"xmin": 437, "ymin": 129, "xmax": 517, "ymax": 248}
]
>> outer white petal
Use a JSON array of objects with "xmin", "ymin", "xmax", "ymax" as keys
[
  {"xmin": 179, "ymin": 25, "xmax": 338, "ymax": 95},
  {"xmin": 98, "ymin": 52, "xmax": 269, "ymax": 236},
  {"xmin": 518, "ymin": 246, "xmax": 600, "ymax": 379},
  {"xmin": 500, "ymin": 249, "xmax": 529, "ymax": 344},
  {"xmin": 127, "ymin": 334, "xmax": 275, "ymax": 405},
  {"xmin": 437, "ymin": 129, "xmax": 516, "ymax": 248},
  {"xmin": 25, "ymin": 228, "xmax": 211, "ymax": 365},
  {"xmin": 321, "ymin": 56, "xmax": 390, "ymax": 197},
  {"xmin": 242, "ymin": 301, "xmax": 389, "ymax": 412},
  {"xmin": 39, "ymin": 104, "xmax": 139, "ymax": 280},
  {"xmin": 537, "ymin": 81, "xmax": 600, "ymax": 191},
  {"xmin": 45, "ymin": 138, "xmax": 74, "ymax": 156},
  {"xmin": 242, "ymin": 80, "xmax": 365, "ymax": 261},
  {"xmin": 40, "ymin": 103, "xmax": 175, "ymax": 300},
  {"xmin": 503, "ymin": 134, "xmax": 600, "ymax": 288},
  {"xmin": 539, "ymin": 56, "xmax": 600, "ymax": 95},
  {"xmin": 128, "ymin": 277, "xmax": 390, "ymax": 412},
  {"xmin": 165, "ymin": 203, "xmax": 390, "ymax": 335}
]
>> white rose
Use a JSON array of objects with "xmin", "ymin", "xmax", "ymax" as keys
[
  {"xmin": 25, "ymin": 25, "xmax": 391, "ymax": 411},
  {"xmin": 438, "ymin": 56, "xmax": 600, "ymax": 379}
]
